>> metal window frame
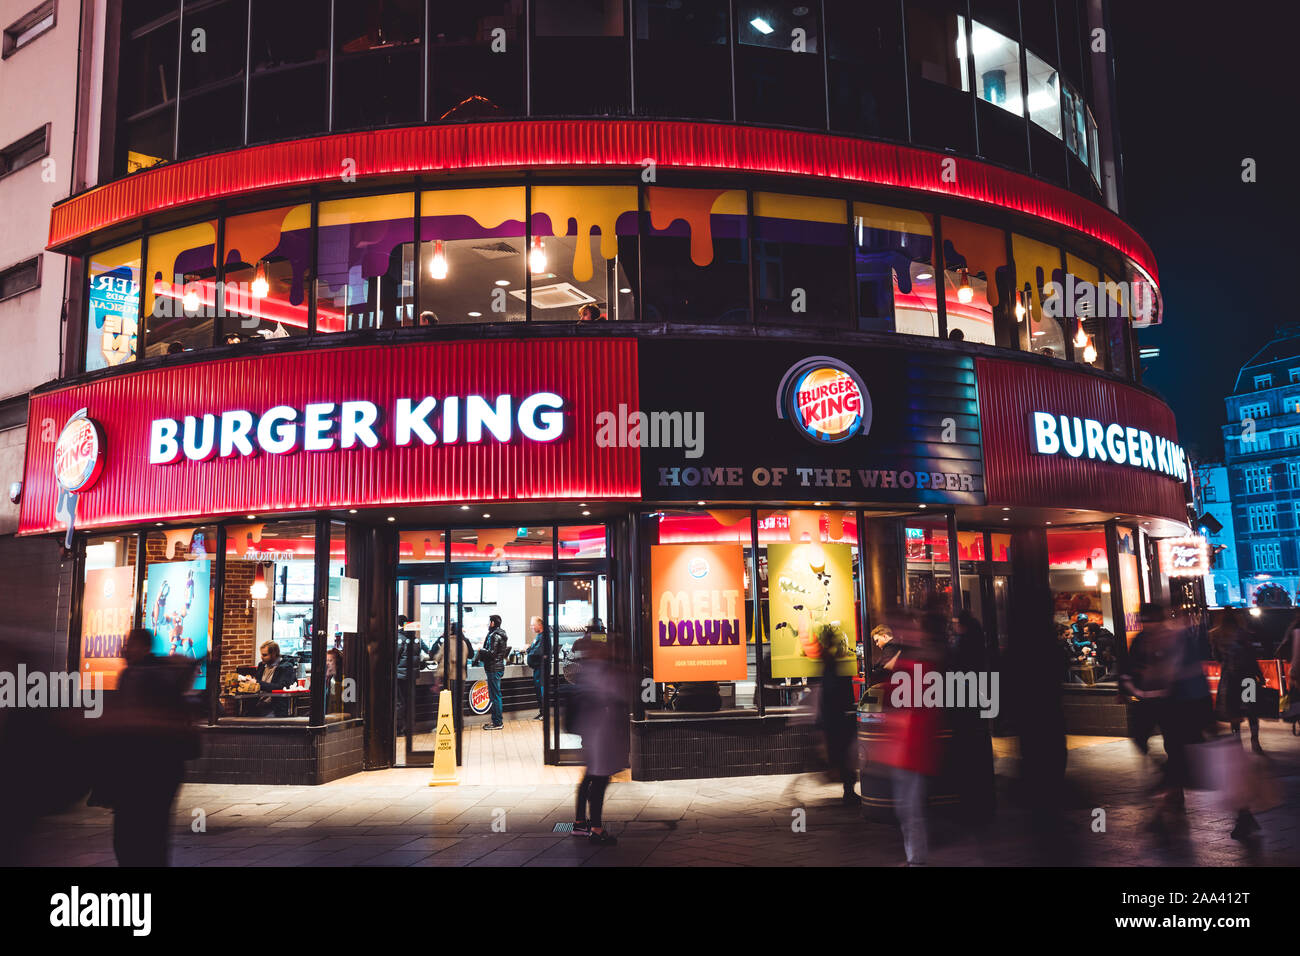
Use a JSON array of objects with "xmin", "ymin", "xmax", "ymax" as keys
[{"xmin": 2, "ymin": 0, "xmax": 56, "ymax": 60}]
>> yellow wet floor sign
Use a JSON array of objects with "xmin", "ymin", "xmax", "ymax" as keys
[{"xmin": 429, "ymin": 688, "xmax": 459, "ymax": 786}]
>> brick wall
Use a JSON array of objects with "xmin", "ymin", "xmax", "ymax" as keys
[{"xmin": 220, "ymin": 560, "xmax": 258, "ymax": 685}]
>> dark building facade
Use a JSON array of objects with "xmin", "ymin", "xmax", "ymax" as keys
[{"xmin": 15, "ymin": 0, "xmax": 1186, "ymax": 783}]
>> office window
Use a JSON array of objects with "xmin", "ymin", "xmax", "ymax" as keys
[
  {"xmin": 1239, "ymin": 402, "xmax": 1269, "ymax": 421},
  {"xmin": 315, "ymin": 193, "xmax": 416, "ymax": 331},
  {"xmin": 333, "ymin": 0, "xmax": 423, "ymax": 130},
  {"xmin": 429, "ymin": 1, "xmax": 526, "ymax": 120},
  {"xmin": 176, "ymin": 0, "xmax": 247, "ymax": 157},
  {"xmin": 825, "ymin": 0, "xmax": 907, "ymax": 139},
  {"xmin": 144, "ymin": 220, "xmax": 220, "ymax": 356},
  {"xmin": 1253, "ymin": 541, "xmax": 1281, "ymax": 572},
  {"xmin": 1248, "ymin": 504, "xmax": 1277, "ymax": 532},
  {"xmin": 753, "ymin": 192, "xmax": 850, "ymax": 327},
  {"xmin": 528, "ymin": 185, "xmax": 638, "ymax": 322},
  {"xmin": 633, "ymin": 0, "xmax": 730, "ymax": 121},
  {"xmin": 1244, "ymin": 466, "xmax": 1272, "ymax": 495},
  {"xmin": 641, "ymin": 186, "xmax": 749, "ymax": 324},
  {"xmin": 1062, "ymin": 79, "xmax": 1088, "ymax": 168},
  {"xmin": 1290, "ymin": 369, "xmax": 1300, "ymax": 384},
  {"xmin": 968, "ymin": 18, "xmax": 1022, "ymax": 116},
  {"xmin": 1025, "ymin": 49, "xmax": 1061, "ymax": 137},
  {"xmin": 1289, "ymin": 461, "xmax": 1300, "ymax": 488},
  {"xmin": 906, "ymin": 0, "xmax": 975, "ymax": 154},
  {"xmin": 734, "ymin": 1, "xmax": 824, "ymax": 127},
  {"xmin": 0, "ymin": 256, "xmax": 40, "ymax": 301},
  {"xmin": 115, "ymin": 7, "xmax": 178, "ymax": 175},
  {"xmin": 248, "ymin": 0, "xmax": 330, "ymax": 142},
  {"xmin": 854, "ymin": 202, "xmax": 937, "ymax": 337},
  {"xmin": 1255, "ymin": 374, "xmax": 1272, "ymax": 390},
  {"xmin": 1288, "ymin": 431, "xmax": 1300, "ymax": 449},
  {"xmin": 418, "ymin": 186, "xmax": 527, "ymax": 326},
  {"xmin": 532, "ymin": 0, "xmax": 631, "ymax": 116},
  {"xmin": 85, "ymin": 242, "xmax": 141, "ymax": 371},
  {"xmin": 1294, "ymin": 501, "xmax": 1300, "ymax": 528},
  {"xmin": 3, "ymin": 1, "xmax": 54, "ymax": 58},
  {"xmin": 0, "ymin": 124, "xmax": 49, "ymax": 177},
  {"xmin": 222, "ymin": 204, "xmax": 313, "ymax": 341}
]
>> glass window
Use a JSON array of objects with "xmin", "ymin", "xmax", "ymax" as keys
[
  {"xmin": 1102, "ymin": 271, "xmax": 1129, "ymax": 379},
  {"xmin": 85, "ymin": 241, "xmax": 142, "ymax": 371},
  {"xmin": 177, "ymin": 0, "xmax": 247, "ymax": 157},
  {"xmin": 418, "ymin": 187, "xmax": 526, "ymax": 326},
  {"xmin": 528, "ymin": 185, "xmax": 638, "ymax": 323},
  {"xmin": 758, "ymin": 508, "xmax": 861, "ymax": 704},
  {"xmin": 1026, "ymin": 49, "xmax": 1061, "ymax": 137},
  {"xmin": 248, "ymin": 0, "xmax": 330, "ymax": 142},
  {"xmin": 219, "ymin": 519, "xmax": 317, "ymax": 718},
  {"xmin": 430, "ymin": 1, "xmax": 525, "ymax": 120},
  {"xmin": 531, "ymin": 0, "xmax": 630, "ymax": 116},
  {"xmin": 904, "ymin": 518, "xmax": 953, "ymax": 614},
  {"xmin": 142, "ymin": 526, "xmax": 213, "ymax": 691},
  {"xmin": 853, "ymin": 202, "xmax": 937, "ymax": 337},
  {"xmin": 115, "ymin": 11, "xmax": 178, "ymax": 175},
  {"xmin": 144, "ymin": 220, "xmax": 220, "ymax": 357},
  {"xmin": 1012, "ymin": 232, "xmax": 1066, "ymax": 358},
  {"xmin": 1064, "ymin": 253, "xmax": 1105, "ymax": 369},
  {"xmin": 1086, "ymin": 105, "xmax": 1101, "ymax": 184},
  {"xmin": 315, "ymin": 193, "xmax": 416, "ymax": 331},
  {"xmin": 559, "ymin": 524, "xmax": 606, "ymax": 559},
  {"xmin": 1062, "ymin": 80, "xmax": 1088, "ymax": 167},
  {"xmin": 969, "ymin": 18, "xmax": 1022, "ymax": 116},
  {"xmin": 1048, "ymin": 526, "xmax": 1117, "ymax": 677},
  {"xmin": 450, "ymin": 526, "xmax": 555, "ymax": 562},
  {"xmin": 825, "ymin": 0, "xmax": 907, "ymax": 139},
  {"xmin": 734, "ymin": 1, "xmax": 824, "ymax": 128},
  {"xmin": 906, "ymin": 0, "xmax": 974, "ymax": 154},
  {"xmin": 332, "ymin": 0, "xmax": 423, "ymax": 130},
  {"xmin": 633, "ymin": 0, "xmax": 730, "ymax": 120},
  {"xmin": 942, "ymin": 217, "xmax": 1008, "ymax": 346},
  {"xmin": 641, "ymin": 186, "xmax": 748, "ymax": 324},
  {"xmin": 222, "ymin": 203, "xmax": 313, "ymax": 341},
  {"xmin": 398, "ymin": 529, "xmax": 447, "ymax": 563},
  {"xmin": 642, "ymin": 509, "xmax": 755, "ymax": 714},
  {"xmin": 81, "ymin": 534, "xmax": 138, "ymax": 692},
  {"xmin": 753, "ymin": 192, "xmax": 850, "ymax": 326},
  {"xmin": 324, "ymin": 521, "xmax": 361, "ymax": 719}
]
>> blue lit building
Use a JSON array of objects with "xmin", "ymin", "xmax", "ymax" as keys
[{"xmin": 1192, "ymin": 461, "xmax": 1240, "ymax": 606}]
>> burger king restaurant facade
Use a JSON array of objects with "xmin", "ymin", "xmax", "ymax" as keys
[{"xmin": 18, "ymin": 119, "xmax": 1188, "ymax": 784}]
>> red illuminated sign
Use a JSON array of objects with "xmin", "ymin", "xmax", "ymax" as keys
[{"xmin": 53, "ymin": 410, "xmax": 104, "ymax": 494}]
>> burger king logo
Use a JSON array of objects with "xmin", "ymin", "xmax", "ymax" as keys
[
  {"xmin": 776, "ymin": 357, "xmax": 872, "ymax": 444},
  {"xmin": 469, "ymin": 680, "xmax": 492, "ymax": 715},
  {"xmin": 53, "ymin": 409, "xmax": 105, "ymax": 494}
]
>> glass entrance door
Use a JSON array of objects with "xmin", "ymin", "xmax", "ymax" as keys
[
  {"xmin": 546, "ymin": 572, "xmax": 607, "ymax": 765},
  {"xmin": 395, "ymin": 577, "xmax": 466, "ymax": 766}
]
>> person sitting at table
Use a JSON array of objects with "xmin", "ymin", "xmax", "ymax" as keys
[{"xmin": 256, "ymin": 641, "xmax": 296, "ymax": 716}]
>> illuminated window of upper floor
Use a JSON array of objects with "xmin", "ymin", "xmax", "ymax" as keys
[{"xmin": 1255, "ymin": 373, "xmax": 1273, "ymax": 390}]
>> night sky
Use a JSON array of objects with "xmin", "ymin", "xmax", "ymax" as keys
[{"xmin": 1110, "ymin": 3, "xmax": 1297, "ymax": 463}]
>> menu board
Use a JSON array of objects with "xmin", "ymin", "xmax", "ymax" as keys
[
  {"xmin": 767, "ymin": 542, "xmax": 857, "ymax": 678},
  {"xmin": 649, "ymin": 544, "xmax": 747, "ymax": 682}
]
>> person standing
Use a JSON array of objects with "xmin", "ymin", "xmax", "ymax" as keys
[
  {"xmin": 476, "ymin": 615, "xmax": 510, "ymax": 730},
  {"xmin": 817, "ymin": 650, "xmax": 858, "ymax": 805},
  {"xmin": 572, "ymin": 637, "xmax": 628, "ymax": 845},
  {"xmin": 526, "ymin": 615, "xmax": 550, "ymax": 720}
]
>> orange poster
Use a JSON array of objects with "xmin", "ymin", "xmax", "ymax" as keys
[
  {"xmin": 80, "ymin": 565, "xmax": 136, "ymax": 690},
  {"xmin": 650, "ymin": 544, "xmax": 748, "ymax": 682}
]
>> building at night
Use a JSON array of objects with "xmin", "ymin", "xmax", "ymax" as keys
[
  {"xmin": 1223, "ymin": 325, "xmax": 1300, "ymax": 606},
  {"xmin": 13, "ymin": 0, "xmax": 1187, "ymax": 784},
  {"xmin": 1193, "ymin": 461, "xmax": 1241, "ymax": 607}
]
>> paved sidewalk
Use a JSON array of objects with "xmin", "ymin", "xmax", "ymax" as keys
[{"xmin": 18, "ymin": 724, "xmax": 1300, "ymax": 867}]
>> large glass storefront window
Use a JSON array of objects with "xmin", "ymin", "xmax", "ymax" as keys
[
  {"xmin": 429, "ymin": 2, "xmax": 526, "ymax": 121},
  {"xmin": 531, "ymin": 0, "xmax": 630, "ymax": 116},
  {"xmin": 222, "ymin": 204, "xmax": 313, "ymax": 341},
  {"xmin": 418, "ymin": 187, "xmax": 526, "ymax": 326},
  {"xmin": 754, "ymin": 192, "xmax": 850, "ymax": 327},
  {"xmin": 315, "ymin": 193, "xmax": 416, "ymax": 331},
  {"xmin": 144, "ymin": 221, "xmax": 219, "ymax": 357},
  {"xmin": 325, "ymin": 521, "xmax": 361, "ymax": 719},
  {"xmin": 177, "ymin": 0, "xmax": 247, "ymax": 157},
  {"xmin": 332, "ymin": 0, "xmax": 424, "ymax": 130},
  {"xmin": 81, "ymin": 534, "xmax": 138, "ymax": 691},
  {"xmin": 1012, "ymin": 232, "xmax": 1067, "ymax": 358},
  {"xmin": 904, "ymin": 518, "xmax": 954, "ymax": 615},
  {"xmin": 906, "ymin": 0, "xmax": 975, "ymax": 154},
  {"xmin": 85, "ymin": 241, "xmax": 142, "ymax": 371},
  {"xmin": 219, "ymin": 519, "xmax": 317, "ymax": 719},
  {"xmin": 115, "ymin": 4, "xmax": 178, "ymax": 175},
  {"xmin": 942, "ymin": 217, "xmax": 1009, "ymax": 346},
  {"xmin": 968, "ymin": 17, "xmax": 1022, "ymax": 116},
  {"xmin": 248, "ymin": 0, "xmax": 330, "ymax": 142},
  {"xmin": 854, "ymin": 202, "xmax": 938, "ymax": 337},
  {"xmin": 825, "ymin": 0, "xmax": 907, "ymax": 140},
  {"xmin": 633, "ymin": 0, "xmax": 731, "ymax": 121},
  {"xmin": 1047, "ymin": 526, "xmax": 1116, "ymax": 683},
  {"xmin": 734, "ymin": 1, "xmax": 824, "ymax": 128},
  {"xmin": 449, "ymin": 526, "xmax": 555, "ymax": 562},
  {"xmin": 641, "ymin": 187, "xmax": 748, "ymax": 324},
  {"xmin": 528, "ymin": 186, "xmax": 638, "ymax": 322},
  {"xmin": 1026, "ymin": 49, "xmax": 1062, "ymax": 138},
  {"xmin": 643, "ymin": 509, "xmax": 756, "ymax": 714},
  {"xmin": 1064, "ymin": 252, "xmax": 1106, "ymax": 370}
]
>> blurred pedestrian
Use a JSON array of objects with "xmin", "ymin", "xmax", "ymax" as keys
[
  {"xmin": 817, "ymin": 650, "xmax": 858, "ymax": 805},
  {"xmin": 948, "ymin": 610, "xmax": 995, "ymax": 823},
  {"xmin": 1209, "ymin": 608, "xmax": 1263, "ymax": 753},
  {"xmin": 526, "ymin": 615, "xmax": 550, "ymax": 721},
  {"xmin": 571, "ymin": 636, "xmax": 627, "ymax": 845},
  {"xmin": 103, "ymin": 628, "xmax": 199, "ymax": 867}
]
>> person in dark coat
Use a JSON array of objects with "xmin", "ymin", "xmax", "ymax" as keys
[
  {"xmin": 526, "ymin": 615, "xmax": 551, "ymax": 720},
  {"xmin": 947, "ymin": 610, "xmax": 995, "ymax": 823},
  {"xmin": 1209, "ymin": 608, "xmax": 1264, "ymax": 753},
  {"xmin": 817, "ymin": 650, "xmax": 858, "ymax": 805},
  {"xmin": 104, "ymin": 628, "xmax": 199, "ymax": 867},
  {"xmin": 475, "ymin": 615, "xmax": 510, "ymax": 730},
  {"xmin": 572, "ymin": 637, "xmax": 627, "ymax": 845}
]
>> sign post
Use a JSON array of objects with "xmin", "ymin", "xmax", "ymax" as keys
[{"xmin": 429, "ymin": 689, "xmax": 459, "ymax": 787}]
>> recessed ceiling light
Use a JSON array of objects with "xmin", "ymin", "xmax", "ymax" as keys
[
  {"xmin": 387, "ymin": 516, "xmax": 395, "ymax": 522},
  {"xmin": 697, "ymin": 500, "xmax": 706, "ymax": 506},
  {"xmin": 1002, "ymin": 517, "xmax": 1009, "ymax": 521},
  {"xmin": 155, "ymin": 522, "xmax": 164, "ymax": 526},
  {"xmin": 349, "ymin": 509, "xmax": 357, "ymax": 514},
  {"xmin": 916, "ymin": 272, "xmax": 933, "ymax": 281},
  {"xmin": 918, "ymin": 504, "xmax": 927, "ymax": 509},
  {"xmin": 1045, "ymin": 521, "xmax": 1052, "ymax": 525},
  {"xmin": 582, "ymin": 510, "xmax": 591, "ymax": 516},
  {"xmin": 247, "ymin": 514, "xmax": 256, "ymax": 519},
  {"xmin": 1001, "ymin": 507, "xmax": 1010, "ymax": 512},
  {"xmin": 750, "ymin": 16, "xmax": 773, "ymax": 34},
  {"xmin": 494, "ymin": 279, "xmax": 510, "ymax": 286},
  {"xmin": 483, "ymin": 513, "xmax": 491, "ymax": 518},
  {"xmin": 814, "ymin": 501, "xmax": 825, "ymax": 506},
  {"xmin": 579, "ymin": 503, "xmax": 587, "ymax": 507},
  {"xmin": 460, "ymin": 505, "xmax": 470, "ymax": 510},
  {"xmin": 467, "ymin": 311, "xmax": 482, "ymax": 317},
  {"xmin": 619, "ymin": 287, "xmax": 631, "ymax": 294}
]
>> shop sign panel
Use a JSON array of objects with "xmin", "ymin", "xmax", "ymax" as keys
[
  {"xmin": 649, "ymin": 543, "xmax": 748, "ymax": 682},
  {"xmin": 636, "ymin": 342, "xmax": 983, "ymax": 504}
]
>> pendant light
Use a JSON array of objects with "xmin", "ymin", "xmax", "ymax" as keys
[
  {"xmin": 956, "ymin": 268, "xmax": 974, "ymax": 304},
  {"xmin": 251, "ymin": 260, "xmax": 269, "ymax": 298},
  {"xmin": 1083, "ymin": 340, "xmax": 1098, "ymax": 364},
  {"xmin": 181, "ymin": 274, "xmax": 200, "ymax": 312},
  {"xmin": 1083, "ymin": 558, "xmax": 1099, "ymax": 587},
  {"xmin": 430, "ymin": 240, "xmax": 448, "ymax": 280},
  {"xmin": 1073, "ymin": 324, "xmax": 1089, "ymax": 349},
  {"xmin": 1014, "ymin": 291, "xmax": 1026, "ymax": 322},
  {"xmin": 529, "ymin": 236, "xmax": 547, "ymax": 274},
  {"xmin": 250, "ymin": 564, "xmax": 269, "ymax": 600}
]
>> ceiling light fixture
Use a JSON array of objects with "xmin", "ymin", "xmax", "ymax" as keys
[
  {"xmin": 956, "ymin": 269, "xmax": 974, "ymax": 304},
  {"xmin": 529, "ymin": 236, "xmax": 547, "ymax": 274},
  {"xmin": 430, "ymin": 240, "xmax": 448, "ymax": 280},
  {"xmin": 251, "ymin": 261, "xmax": 269, "ymax": 298},
  {"xmin": 750, "ymin": 17, "xmax": 773, "ymax": 34}
]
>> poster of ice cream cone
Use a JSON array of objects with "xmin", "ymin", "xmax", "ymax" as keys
[{"xmin": 768, "ymin": 542, "xmax": 857, "ymax": 678}]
